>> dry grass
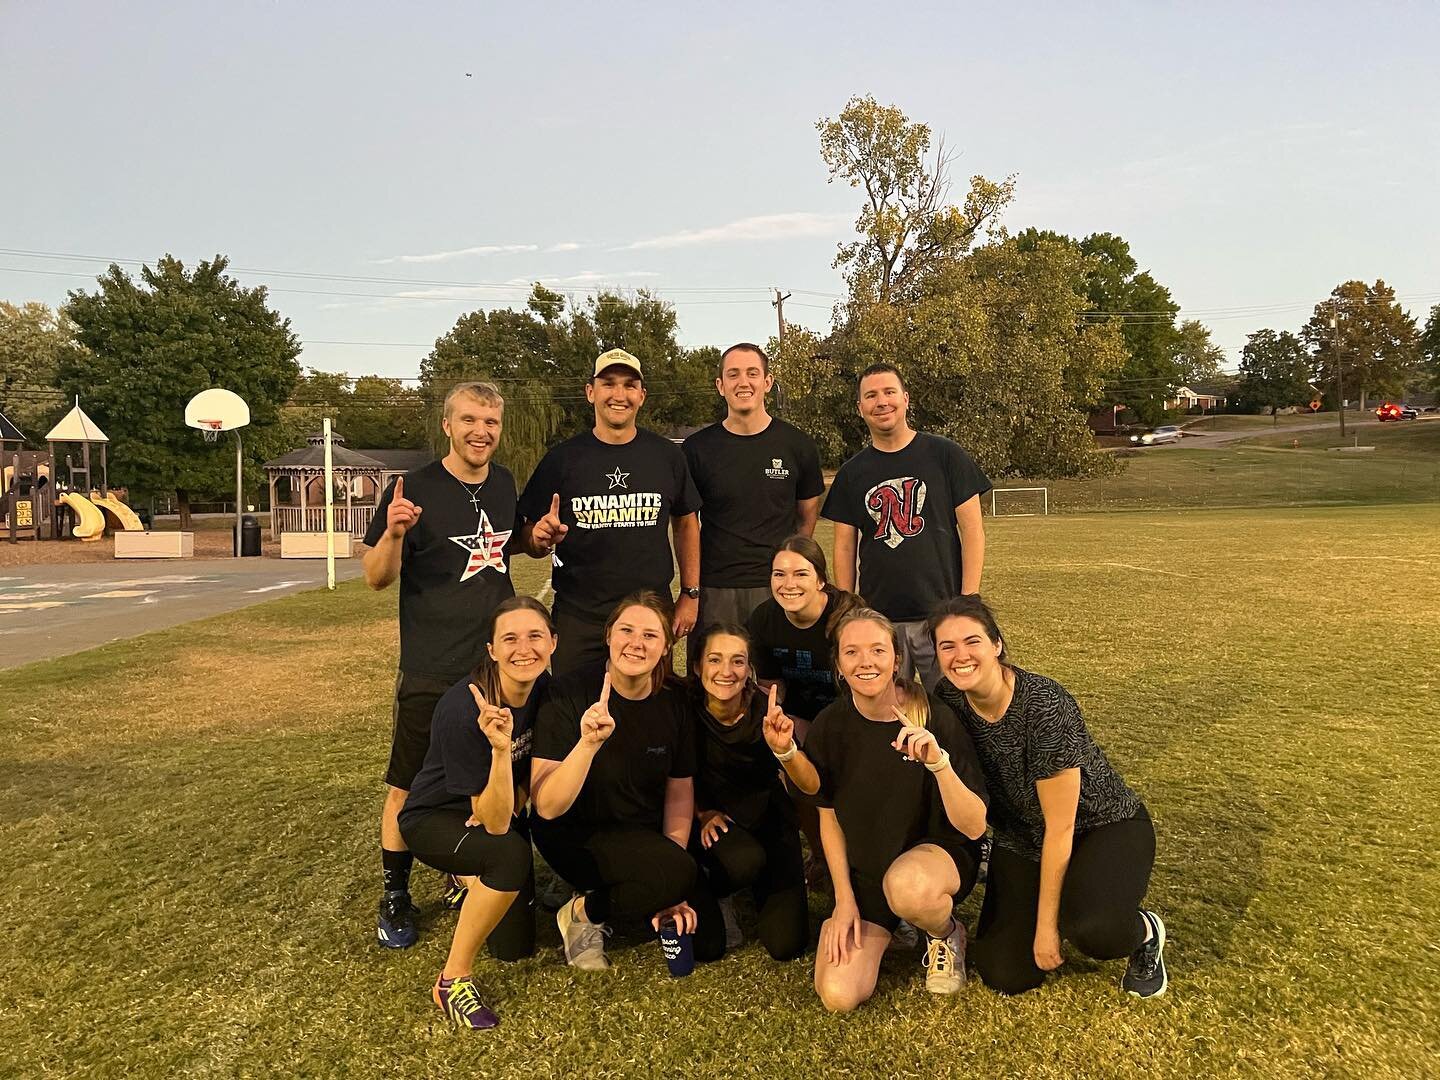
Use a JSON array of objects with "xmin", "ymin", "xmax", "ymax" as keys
[{"xmin": 2, "ymin": 508, "xmax": 1438, "ymax": 1078}]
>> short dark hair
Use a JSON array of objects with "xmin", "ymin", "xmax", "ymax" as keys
[
  {"xmin": 925, "ymin": 594, "xmax": 1008, "ymax": 664},
  {"xmin": 857, "ymin": 362, "xmax": 906, "ymax": 397},
  {"xmin": 718, "ymin": 342, "xmax": 769, "ymax": 379}
]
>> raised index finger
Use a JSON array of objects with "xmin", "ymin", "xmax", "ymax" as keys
[
  {"xmin": 549, "ymin": 492, "xmax": 561, "ymax": 518},
  {"xmin": 768, "ymin": 683, "xmax": 778, "ymax": 713},
  {"xmin": 469, "ymin": 683, "xmax": 489, "ymax": 710},
  {"xmin": 599, "ymin": 671, "xmax": 611, "ymax": 710},
  {"xmin": 393, "ymin": 476, "xmax": 403, "ymax": 502}
]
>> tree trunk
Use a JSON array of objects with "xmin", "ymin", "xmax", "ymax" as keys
[
  {"xmin": 1359, "ymin": 388, "xmax": 1367, "ymax": 412},
  {"xmin": 176, "ymin": 489, "xmax": 192, "ymax": 530}
]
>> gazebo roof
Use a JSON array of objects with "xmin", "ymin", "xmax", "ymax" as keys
[
  {"xmin": 264, "ymin": 432, "xmax": 386, "ymax": 471},
  {"xmin": 46, "ymin": 402, "xmax": 109, "ymax": 443},
  {"xmin": 0, "ymin": 408, "xmax": 25, "ymax": 442}
]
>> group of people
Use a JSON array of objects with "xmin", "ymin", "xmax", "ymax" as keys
[{"xmin": 360, "ymin": 343, "xmax": 1168, "ymax": 1030}]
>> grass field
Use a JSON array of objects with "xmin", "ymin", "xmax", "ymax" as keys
[
  {"xmin": 1009, "ymin": 420, "xmax": 1440, "ymax": 513},
  {"xmin": 3, "ymin": 508, "xmax": 1439, "ymax": 1078}
]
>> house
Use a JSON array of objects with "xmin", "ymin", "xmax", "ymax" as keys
[{"xmin": 1165, "ymin": 385, "xmax": 1230, "ymax": 412}]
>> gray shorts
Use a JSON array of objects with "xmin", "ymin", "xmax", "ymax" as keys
[{"xmin": 894, "ymin": 619, "xmax": 939, "ymax": 691}]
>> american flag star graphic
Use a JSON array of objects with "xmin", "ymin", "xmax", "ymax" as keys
[{"xmin": 450, "ymin": 511, "xmax": 511, "ymax": 582}]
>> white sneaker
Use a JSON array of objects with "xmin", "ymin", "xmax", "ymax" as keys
[
  {"xmin": 718, "ymin": 896, "xmax": 743, "ymax": 949},
  {"xmin": 888, "ymin": 919, "xmax": 919, "ymax": 951},
  {"xmin": 557, "ymin": 896, "xmax": 611, "ymax": 971},
  {"xmin": 924, "ymin": 919, "xmax": 967, "ymax": 994}
]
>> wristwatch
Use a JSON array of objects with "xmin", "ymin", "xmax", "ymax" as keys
[{"xmin": 680, "ymin": 586, "xmax": 700, "ymax": 599}]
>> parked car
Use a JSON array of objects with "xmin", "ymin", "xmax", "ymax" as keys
[
  {"xmin": 1375, "ymin": 403, "xmax": 1418, "ymax": 421},
  {"xmin": 1130, "ymin": 425, "xmax": 1183, "ymax": 446}
]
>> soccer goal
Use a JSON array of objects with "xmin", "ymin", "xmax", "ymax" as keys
[{"xmin": 989, "ymin": 487, "xmax": 1049, "ymax": 517}]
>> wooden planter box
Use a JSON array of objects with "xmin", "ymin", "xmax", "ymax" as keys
[
  {"xmin": 280, "ymin": 532, "xmax": 354, "ymax": 559},
  {"xmin": 115, "ymin": 532, "xmax": 194, "ymax": 559}
]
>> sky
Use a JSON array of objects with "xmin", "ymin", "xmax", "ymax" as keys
[{"xmin": 4, "ymin": 1, "xmax": 1438, "ymax": 381}]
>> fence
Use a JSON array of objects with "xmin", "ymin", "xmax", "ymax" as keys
[{"xmin": 270, "ymin": 504, "xmax": 377, "ymax": 540}]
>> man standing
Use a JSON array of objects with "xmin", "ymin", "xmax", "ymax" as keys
[
  {"xmin": 362, "ymin": 380, "xmax": 539, "ymax": 949},
  {"xmin": 682, "ymin": 342, "xmax": 823, "ymax": 655},
  {"xmin": 519, "ymin": 348, "xmax": 702, "ymax": 673},
  {"xmin": 821, "ymin": 363, "xmax": 990, "ymax": 687}
]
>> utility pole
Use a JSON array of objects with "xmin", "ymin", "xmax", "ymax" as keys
[
  {"xmin": 772, "ymin": 288, "xmax": 791, "ymax": 346},
  {"xmin": 1330, "ymin": 314, "xmax": 1346, "ymax": 438}
]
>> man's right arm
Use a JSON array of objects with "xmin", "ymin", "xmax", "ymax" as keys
[
  {"xmin": 362, "ymin": 531, "xmax": 403, "ymax": 590},
  {"xmin": 832, "ymin": 523, "xmax": 858, "ymax": 592}
]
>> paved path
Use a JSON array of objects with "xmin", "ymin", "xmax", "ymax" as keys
[
  {"xmin": 0, "ymin": 558, "xmax": 366, "ymax": 670},
  {"xmin": 1146, "ymin": 416, "xmax": 1389, "ymax": 450}
]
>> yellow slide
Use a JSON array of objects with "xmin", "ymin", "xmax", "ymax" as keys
[
  {"xmin": 58, "ymin": 492, "xmax": 106, "ymax": 542},
  {"xmin": 91, "ymin": 493, "xmax": 144, "ymax": 531}
]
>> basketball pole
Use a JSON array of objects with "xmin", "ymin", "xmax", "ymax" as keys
[
  {"xmin": 323, "ymin": 418, "xmax": 335, "ymax": 591},
  {"xmin": 234, "ymin": 428, "xmax": 243, "ymax": 560}
]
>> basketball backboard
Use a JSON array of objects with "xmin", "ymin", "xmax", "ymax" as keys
[{"xmin": 184, "ymin": 388, "xmax": 251, "ymax": 434}]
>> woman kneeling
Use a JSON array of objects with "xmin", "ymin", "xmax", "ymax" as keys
[
  {"xmin": 398, "ymin": 596, "xmax": 556, "ymax": 1029},
  {"xmin": 929, "ymin": 595, "xmax": 1168, "ymax": 998},
  {"xmin": 785, "ymin": 608, "xmax": 990, "ymax": 1011},
  {"xmin": 530, "ymin": 591, "xmax": 710, "ymax": 969}
]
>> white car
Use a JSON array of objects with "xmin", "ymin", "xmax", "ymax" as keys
[{"xmin": 1130, "ymin": 425, "xmax": 1182, "ymax": 446}]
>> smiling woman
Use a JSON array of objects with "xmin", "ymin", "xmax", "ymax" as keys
[{"xmin": 528, "ymin": 590, "xmax": 720, "ymax": 972}]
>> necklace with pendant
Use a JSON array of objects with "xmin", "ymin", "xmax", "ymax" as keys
[{"xmin": 454, "ymin": 474, "xmax": 486, "ymax": 513}]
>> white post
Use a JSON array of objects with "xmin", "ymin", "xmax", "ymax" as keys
[
  {"xmin": 234, "ymin": 430, "xmax": 244, "ymax": 559},
  {"xmin": 323, "ymin": 418, "xmax": 335, "ymax": 590}
]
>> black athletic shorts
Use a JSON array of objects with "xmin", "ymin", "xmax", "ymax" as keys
[
  {"xmin": 386, "ymin": 669, "xmax": 454, "ymax": 790},
  {"xmin": 848, "ymin": 837, "xmax": 980, "ymax": 933}
]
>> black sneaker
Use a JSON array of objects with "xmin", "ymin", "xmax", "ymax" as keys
[
  {"xmin": 977, "ymin": 836, "xmax": 993, "ymax": 884},
  {"xmin": 377, "ymin": 890, "xmax": 419, "ymax": 949},
  {"xmin": 441, "ymin": 874, "xmax": 468, "ymax": 912},
  {"xmin": 1122, "ymin": 910, "xmax": 1167, "ymax": 998}
]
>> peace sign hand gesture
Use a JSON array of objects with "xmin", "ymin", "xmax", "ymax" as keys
[
  {"xmin": 891, "ymin": 709, "xmax": 941, "ymax": 766},
  {"xmin": 385, "ymin": 476, "xmax": 422, "ymax": 539},
  {"xmin": 470, "ymin": 684, "xmax": 514, "ymax": 753},
  {"xmin": 761, "ymin": 683, "xmax": 794, "ymax": 755},
  {"xmin": 580, "ymin": 672, "xmax": 616, "ymax": 748}
]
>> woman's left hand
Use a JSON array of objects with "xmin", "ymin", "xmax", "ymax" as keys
[
  {"xmin": 652, "ymin": 901, "xmax": 698, "ymax": 935},
  {"xmin": 1033, "ymin": 925, "xmax": 1064, "ymax": 971},
  {"xmin": 698, "ymin": 810, "xmax": 732, "ymax": 849},
  {"xmin": 471, "ymin": 684, "xmax": 514, "ymax": 753},
  {"xmin": 892, "ymin": 714, "xmax": 941, "ymax": 765}
]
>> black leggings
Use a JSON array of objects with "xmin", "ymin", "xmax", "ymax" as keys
[
  {"xmin": 533, "ymin": 822, "xmax": 716, "ymax": 951},
  {"xmin": 691, "ymin": 810, "xmax": 808, "ymax": 961},
  {"xmin": 972, "ymin": 812, "xmax": 1156, "ymax": 995},
  {"xmin": 399, "ymin": 809, "xmax": 537, "ymax": 961}
]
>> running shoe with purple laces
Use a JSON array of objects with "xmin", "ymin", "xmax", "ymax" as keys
[{"xmin": 432, "ymin": 974, "xmax": 499, "ymax": 1030}]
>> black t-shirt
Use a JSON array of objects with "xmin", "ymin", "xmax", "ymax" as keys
[
  {"xmin": 518, "ymin": 430, "xmax": 701, "ymax": 622},
  {"xmin": 362, "ymin": 460, "xmax": 518, "ymax": 678},
  {"xmin": 531, "ymin": 663, "xmax": 697, "ymax": 831},
  {"xmin": 398, "ymin": 671, "xmax": 548, "ymax": 828},
  {"xmin": 682, "ymin": 419, "xmax": 824, "ymax": 588},
  {"xmin": 804, "ymin": 692, "xmax": 989, "ymax": 880},
  {"xmin": 935, "ymin": 668, "xmax": 1143, "ymax": 860},
  {"xmin": 691, "ymin": 690, "xmax": 791, "ymax": 830},
  {"xmin": 820, "ymin": 433, "xmax": 991, "ymax": 621},
  {"xmin": 747, "ymin": 595, "xmax": 838, "ymax": 723}
]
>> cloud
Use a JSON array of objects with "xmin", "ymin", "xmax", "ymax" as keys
[
  {"xmin": 545, "ymin": 241, "xmax": 584, "ymax": 253},
  {"xmin": 371, "ymin": 244, "xmax": 540, "ymax": 265},
  {"xmin": 620, "ymin": 212, "xmax": 852, "ymax": 251},
  {"xmin": 387, "ymin": 270, "xmax": 659, "ymax": 303}
]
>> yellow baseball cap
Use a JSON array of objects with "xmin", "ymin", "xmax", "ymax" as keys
[{"xmin": 592, "ymin": 348, "xmax": 643, "ymax": 378}]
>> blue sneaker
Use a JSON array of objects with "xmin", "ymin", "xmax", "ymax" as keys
[{"xmin": 377, "ymin": 890, "xmax": 419, "ymax": 949}]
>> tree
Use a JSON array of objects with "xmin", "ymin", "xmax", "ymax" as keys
[
  {"xmin": 1174, "ymin": 319, "xmax": 1227, "ymax": 386},
  {"xmin": 0, "ymin": 301, "xmax": 76, "ymax": 440},
  {"xmin": 1235, "ymin": 330, "xmax": 1313, "ymax": 416},
  {"xmin": 286, "ymin": 370, "xmax": 429, "ymax": 450},
  {"xmin": 1302, "ymin": 280, "xmax": 1420, "ymax": 411},
  {"xmin": 58, "ymin": 255, "xmax": 301, "ymax": 526},
  {"xmin": 818, "ymin": 95, "xmax": 1014, "ymax": 307},
  {"xmin": 1420, "ymin": 303, "xmax": 1440, "ymax": 394}
]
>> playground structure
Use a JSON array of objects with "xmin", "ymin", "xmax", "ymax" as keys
[{"xmin": 1, "ymin": 401, "xmax": 147, "ymax": 544}]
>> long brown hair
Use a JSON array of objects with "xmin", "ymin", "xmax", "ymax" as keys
[
  {"xmin": 603, "ymin": 590, "xmax": 675, "ymax": 696},
  {"xmin": 689, "ymin": 621, "xmax": 760, "ymax": 715},
  {"xmin": 468, "ymin": 595, "xmax": 556, "ymax": 705},
  {"xmin": 773, "ymin": 534, "xmax": 861, "ymax": 638},
  {"xmin": 925, "ymin": 594, "xmax": 1010, "ymax": 666},
  {"xmin": 830, "ymin": 607, "xmax": 930, "ymax": 727}
]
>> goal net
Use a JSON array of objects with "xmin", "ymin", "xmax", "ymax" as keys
[{"xmin": 989, "ymin": 487, "xmax": 1049, "ymax": 517}]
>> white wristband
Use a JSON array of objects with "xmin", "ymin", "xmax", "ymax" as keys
[
  {"xmin": 774, "ymin": 740, "xmax": 798, "ymax": 763},
  {"xmin": 924, "ymin": 749, "xmax": 951, "ymax": 773}
]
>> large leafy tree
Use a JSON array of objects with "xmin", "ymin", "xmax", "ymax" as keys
[
  {"xmin": 1301, "ymin": 280, "xmax": 1419, "ymax": 410},
  {"xmin": 1419, "ymin": 303, "xmax": 1440, "ymax": 394},
  {"xmin": 1174, "ymin": 319, "xmax": 1227, "ymax": 386},
  {"xmin": 58, "ymin": 255, "xmax": 301, "ymax": 524},
  {"xmin": 0, "ymin": 301, "xmax": 76, "ymax": 440},
  {"xmin": 286, "ymin": 370, "xmax": 429, "ymax": 450},
  {"xmin": 1235, "ymin": 329, "xmax": 1313, "ymax": 415}
]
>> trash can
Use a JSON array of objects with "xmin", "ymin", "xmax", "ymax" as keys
[{"xmin": 236, "ymin": 514, "xmax": 262, "ymax": 557}]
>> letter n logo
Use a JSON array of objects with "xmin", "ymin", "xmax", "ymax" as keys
[{"xmin": 865, "ymin": 477, "xmax": 927, "ymax": 549}]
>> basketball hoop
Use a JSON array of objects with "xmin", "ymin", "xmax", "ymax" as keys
[{"xmin": 199, "ymin": 420, "xmax": 223, "ymax": 443}]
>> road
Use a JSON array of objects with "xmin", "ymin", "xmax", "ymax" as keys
[
  {"xmin": 1145, "ymin": 415, "xmax": 1393, "ymax": 449},
  {"xmin": 0, "ymin": 558, "xmax": 366, "ymax": 670}
]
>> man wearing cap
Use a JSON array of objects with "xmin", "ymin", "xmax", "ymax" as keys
[{"xmin": 519, "ymin": 349, "xmax": 702, "ymax": 673}]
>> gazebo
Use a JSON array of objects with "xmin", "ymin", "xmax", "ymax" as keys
[
  {"xmin": 263, "ymin": 431, "xmax": 386, "ymax": 541},
  {"xmin": 46, "ymin": 399, "xmax": 109, "ymax": 493}
]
